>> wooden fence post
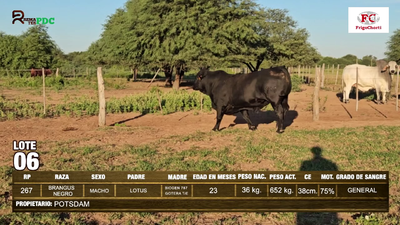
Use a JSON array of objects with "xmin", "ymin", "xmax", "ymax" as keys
[
  {"xmin": 42, "ymin": 68, "xmax": 46, "ymax": 115},
  {"xmin": 73, "ymin": 67, "xmax": 76, "ymax": 78},
  {"xmin": 320, "ymin": 63, "xmax": 325, "ymax": 88},
  {"xmin": 356, "ymin": 67, "xmax": 359, "ymax": 112},
  {"xmin": 97, "ymin": 67, "xmax": 106, "ymax": 126},
  {"xmin": 297, "ymin": 65, "xmax": 300, "ymax": 77},
  {"xmin": 335, "ymin": 64, "xmax": 340, "ymax": 85},
  {"xmin": 56, "ymin": 68, "xmax": 59, "ymax": 77},
  {"xmin": 396, "ymin": 68, "xmax": 399, "ymax": 111},
  {"xmin": 313, "ymin": 66, "xmax": 320, "ymax": 121},
  {"xmin": 86, "ymin": 67, "xmax": 89, "ymax": 77}
]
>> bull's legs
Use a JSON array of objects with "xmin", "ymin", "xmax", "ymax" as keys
[
  {"xmin": 240, "ymin": 110, "xmax": 256, "ymax": 130},
  {"xmin": 212, "ymin": 106, "xmax": 224, "ymax": 131},
  {"xmin": 376, "ymin": 88, "xmax": 382, "ymax": 104},
  {"xmin": 382, "ymin": 91, "xmax": 387, "ymax": 104},
  {"xmin": 343, "ymin": 85, "xmax": 352, "ymax": 103},
  {"xmin": 282, "ymin": 96, "xmax": 289, "ymax": 118},
  {"xmin": 271, "ymin": 102, "xmax": 285, "ymax": 133}
]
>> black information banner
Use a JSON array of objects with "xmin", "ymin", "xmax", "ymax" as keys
[{"xmin": 12, "ymin": 171, "xmax": 389, "ymax": 212}]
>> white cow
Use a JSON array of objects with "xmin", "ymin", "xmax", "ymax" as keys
[{"xmin": 342, "ymin": 61, "xmax": 392, "ymax": 104}]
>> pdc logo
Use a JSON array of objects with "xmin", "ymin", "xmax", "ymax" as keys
[
  {"xmin": 348, "ymin": 7, "xmax": 389, "ymax": 33},
  {"xmin": 357, "ymin": 11, "xmax": 380, "ymax": 25}
]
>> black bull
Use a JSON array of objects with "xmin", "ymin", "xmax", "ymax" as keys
[{"xmin": 193, "ymin": 67, "xmax": 292, "ymax": 133}]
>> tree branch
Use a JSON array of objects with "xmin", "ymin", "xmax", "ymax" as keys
[{"xmin": 243, "ymin": 62, "xmax": 256, "ymax": 72}]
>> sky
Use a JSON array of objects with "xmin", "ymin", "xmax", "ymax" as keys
[{"xmin": 0, "ymin": 0, "xmax": 399, "ymax": 59}]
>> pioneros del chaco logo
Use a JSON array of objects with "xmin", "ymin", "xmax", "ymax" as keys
[
  {"xmin": 12, "ymin": 10, "xmax": 55, "ymax": 25},
  {"xmin": 348, "ymin": 7, "xmax": 389, "ymax": 33}
]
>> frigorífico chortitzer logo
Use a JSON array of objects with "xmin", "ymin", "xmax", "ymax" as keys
[
  {"xmin": 356, "ymin": 11, "xmax": 381, "ymax": 30},
  {"xmin": 348, "ymin": 7, "xmax": 389, "ymax": 33}
]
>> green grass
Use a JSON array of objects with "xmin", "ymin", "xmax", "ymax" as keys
[
  {"xmin": 0, "ymin": 73, "xmax": 301, "ymax": 121},
  {"xmin": 0, "ymin": 76, "xmax": 127, "ymax": 91},
  {"xmin": 1, "ymin": 125, "xmax": 399, "ymax": 224},
  {"xmin": 0, "ymin": 87, "xmax": 213, "ymax": 121}
]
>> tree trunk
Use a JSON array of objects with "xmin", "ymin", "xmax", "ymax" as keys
[
  {"xmin": 173, "ymin": 66, "xmax": 182, "ymax": 90},
  {"xmin": 179, "ymin": 70, "xmax": 184, "ymax": 84},
  {"xmin": 163, "ymin": 65, "xmax": 173, "ymax": 87},
  {"xmin": 134, "ymin": 67, "xmax": 138, "ymax": 81}
]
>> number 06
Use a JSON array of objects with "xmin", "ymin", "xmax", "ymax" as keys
[{"xmin": 13, "ymin": 152, "xmax": 40, "ymax": 171}]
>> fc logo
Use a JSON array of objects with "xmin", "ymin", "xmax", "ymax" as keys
[{"xmin": 357, "ymin": 11, "xmax": 380, "ymax": 25}]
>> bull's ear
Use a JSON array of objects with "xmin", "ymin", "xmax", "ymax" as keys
[
  {"xmin": 198, "ymin": 70, "xmax": 207, "ymax": 80},
  {"xmin": 381, "ymin": 65, "xmax": 389, "ymax": 72}
]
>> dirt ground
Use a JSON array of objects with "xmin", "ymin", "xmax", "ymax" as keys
[
  {"xmin": 2, "ymin": 82, "xmax": 400, "ymax": 162},
  {"xmin": 1, "ymin": 81, "xmax": 399, "ymax": 224}
]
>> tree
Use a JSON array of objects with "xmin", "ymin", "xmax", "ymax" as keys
[
  {"xmin": 19, "ymin": 25, "xmax": 59, "ymax": 69},
  {"xmin": 0, "ymin": 33, "xmax": 24, "ymax": 70},
  {"xmin": 385, "ymin": 29, "xmax": 400, "ymax": 63},
  {"xmin": 241, "ymin": 8, "xmax": 321, "ymax": 71},
  {"xmin": 360, "ymin": 55, "xmax": 377, "ymax": 66},
  {"xmin": 86, "ymin": 1, "xmax": 146, "ymax": 79},
  {"xmin": 86, "ymin": 39, "xmax": 108, "ymax": 66},
  {"xmin": 88, "ymin": 0, "xmax": 319, "ymax": 89}
]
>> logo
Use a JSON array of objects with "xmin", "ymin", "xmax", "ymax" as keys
[
  {"xmin": 357, "ymin": 11, "xmax": 380, "ymax": 25},
  {"xmin": 12, "ymin": 10, "xmax": 55, "ymax": 25},
  {"xmin": 348, "ymin": 7, "xmax": 389, "ymax": 33}
]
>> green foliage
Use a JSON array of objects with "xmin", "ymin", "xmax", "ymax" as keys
[
  {"xmin": 260, "ymin": 9, "xmax": 321, "ymax": 68},
  {"xmin": 86, "ymin": 0, "xmax": 320, "ymax": 77},
  {"xmin": 0, "ymin": 90, "xmax": 213, "ymax": 121},
  {"xmin": 0, "ymin": 33, "xmax": 24, "ymax": 70},
  {"xmin": 0, "ymin": 76, "xmax": 128, "ymax": 91},
  {"xmin": 385, "ymin": 29, "xmax": 400, "ymax": 62},
  {"xmin": 290, "ymin": 74, "xmax": 302, "ymax": 92},
  {"xmin": 0, "ymin": 25, "xmax": 64, "ymax": 71},
  {"xmin": 318, "ymin": 54, "xmax": 378, "ymax": 68},
  {"xmin": 1, "ymin": 76, "xmax": 66, "ymax": 90}
]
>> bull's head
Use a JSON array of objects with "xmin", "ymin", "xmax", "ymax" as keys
[
  {"xmin": 382, "ymin": 61, "xmax": 398, "ymax": 75},
  {"xmin": 193, "ymin": 68, "xmax": 209, "ymax": 91},
  {"xmin": 388, "ymin": 61, "xmax": 398, "ymax": 75}
]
